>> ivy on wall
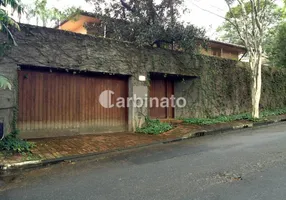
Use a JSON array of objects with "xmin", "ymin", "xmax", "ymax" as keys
[
  {"xmin": 173, "ymin": 55, "xmax": 286, "ymax": 119},
  {"xmin": 261, "ymin": 67, "xmax": 286, "ymax": 109},
  {"xmin": 1, "ymin": 25, "xmax": 286, "ymax": 124}
]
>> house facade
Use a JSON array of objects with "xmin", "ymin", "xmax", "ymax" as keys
[
  {"xmin": 200, "ymin": 40, "xmax": 246, "ymax": 60},
  {"xmin": 56, "ymin": 12, "xmax": 247, "ymax": 60}
]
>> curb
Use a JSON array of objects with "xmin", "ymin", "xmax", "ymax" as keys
[
  {"xmin": 1, "ymin": 117, "xmax": 286, "ymax": 172},
  {"xmin": 0, "ymin": 141, "xmax": 164, "ymax": 172},
  {"xmin": 0, "ymin": 160, "xmax": 42, "ymax": 171},
  {"xmin": 253, "ymin": 120, "xmax": 276, "ymax": 127}
]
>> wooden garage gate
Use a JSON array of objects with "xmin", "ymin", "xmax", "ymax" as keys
[
  {"xmin": 149, "ymin": 78, "xmax": 174, "ymax": 119},
  {"xmin": 18, "ymin": 68, "xmax": 128, "ymax": 136}
]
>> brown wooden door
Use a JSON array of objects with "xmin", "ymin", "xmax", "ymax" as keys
[
  {"xmin": 18, "ymin": 69, "xmax": 128, "ymax": 135},
  {"xmin": 149, "ymin": 79, "xmax": 174, "ymax": 119}
]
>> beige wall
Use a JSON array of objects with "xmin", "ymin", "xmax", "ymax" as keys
[
  {"xmin": 222, "ymin": 50, "xmax": 239, "ymax": 60},
  {"xmin": 58, "ymin": 15, "xmax": 99, "ymax": 34},
  {"xmin": 200, "ymin": 47, "xmax": 240, "ymax": 60},
  {"xmin": 72, "ymin": 26, "xmax": 87, "ymax": 34}
]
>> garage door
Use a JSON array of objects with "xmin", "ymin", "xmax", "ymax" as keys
[
  {"xmin": 149, "ymin": 78, "xmax": 174, "ymax": 119},
  {"xmin": 18, "ymin": 69, "xmax": 128, "ymax": 136}
]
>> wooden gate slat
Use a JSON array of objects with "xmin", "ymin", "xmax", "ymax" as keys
[
  {"xmin": 150, "ymin": 79, "xmax": 175, "ymax": 119},
  {"xmin": 18, "ymin": 69, "xmax": 128, "ymax": 136}
]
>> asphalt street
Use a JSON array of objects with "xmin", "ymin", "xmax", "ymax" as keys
[{"xmin": 1, "ymin": 122, "xmax": 286, "ymax": 200}]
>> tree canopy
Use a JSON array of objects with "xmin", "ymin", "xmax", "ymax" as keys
[
  {"xmin": 86, "ymin": 0, "xmax": 206, "ymax": 52},
  {"xmin": 217, "ymin": 0, "xmax": 281, "ymax": 45},
  {"xmin": 268, "ymin": 22, "xmax": 286, "ymax": 67},
  {"xmin": 267, "ymin": 0, "xmax": 286, "ymax": 67},
  {"xmin": 0, "ymin": 0, "xmax": 23, "ymax": 45},
  {"xmin": 0, "ymin": 0, "xmax": 23, "ymax": 90},
  {"xmin": 24, "ymin": 0, "xmax": 80, "ymax": 27},
  {"xmin": 223, "ymin": 0, "xmax": 279, "ymax": 118}
]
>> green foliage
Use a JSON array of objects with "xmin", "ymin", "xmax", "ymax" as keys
[
  {"xmin": 261, "ymin": 107, "xmax": 286, "ymax": 117},
  {"xmin": 24, "ymin": 0, "xmax": 80, "ymax": 27},
  {"xmin": 225, "ymin": 1, "xmax": 279, "ymax": 19},
  {"xmin": 0, "ymin": 130, "xmax": 35, "ymax": 153},
  {"xmin": 217, "ymin": 0, "xmax": 281, "ymax": 46},
  {"xmin": 282, "ymin": 0, "xmax": 286, "ymax": 18},
  {"xmin": 0, "ymin": 0, "xmax": 21, "ymax": 88},
  {"xmin": 136, "ymin": 118, "xmax": 173, "ymax": 135},
  {"xmin": 184, "ymin": 107, "xmax": 286, "ymax": 125},
  {"xmin": 184, "ymin": 113, "xmax": 252, "ymax": 125},
  {"xmin": 267, "ymin": 22, "xmax": 286, "ymax": 67},
  {"xmin": 0, "ymin": 75, "xmax": 12, "ymax": 90},
  {"xmin": 0, "ymin": 0, "xmax": 23, "ymax": 45},
  {"xmin": 0, "ymin": 42, "xmax": 11, "ymax": 58},
  {"xmin": 86, "ymin": 0, "xmax": 206, "ymax": 52},
  {"xmin": 216, "ymin": 20, "xmax": 243, "ymax": 45}
]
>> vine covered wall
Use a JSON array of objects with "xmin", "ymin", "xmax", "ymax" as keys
[
  {"xmin": 261, "ymin": 67, "xmax": 286, "ymax": 109},
  {"xmin": 175, "ymin": 57, "xmax": 252, "ymax": 118},
  {"xmin": 175, "ymin": 56, "xmax": 286, "ymax": 118},
  {"xmin": 0, "ymin": 24, "xmax": 286, "ymax": 136}
]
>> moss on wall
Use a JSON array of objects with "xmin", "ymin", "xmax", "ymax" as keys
[
  {"xmin": 175, "ymin": 56, "xmax": 251, "ymax": 118},
  {"xmin": 0, "ymin": 24, "xmax": 286, "ymax": 124},
  {"xmin": 261, "ymin": 67, "xmax": 286, "ymax": 109},
  {"xmin": 175, "ymin": 56, "xmax": 286, "ymax": 118}
]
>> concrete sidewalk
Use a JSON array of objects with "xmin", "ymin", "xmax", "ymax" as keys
[{"xmin": 1, "ymin": 114, "xmax": 286, "ymax": 171}]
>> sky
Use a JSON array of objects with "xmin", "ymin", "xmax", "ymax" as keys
[{"xmin": 19, "ymin": 0, "xmax": 284, "ymax": 39}]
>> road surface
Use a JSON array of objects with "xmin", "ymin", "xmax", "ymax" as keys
[{"xmin": 1, "ymin": 123, "xmax": 286, "ymax": 200}]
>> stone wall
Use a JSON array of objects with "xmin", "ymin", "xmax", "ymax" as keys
[
  {"xmin": 174, "ymin": 58, "xmax": 252, "ymax": 118},
  {"xmin": 0, "ymin": 24, "xmax": 198, "ymax": 77},
  {"xmin": 174, "ymin": 57, "xmax": 286, "ymax": 119},
  {"xmin": 261, "ymin": 67, "xmax": 286, "ymax": 109},
  {"xmin": 0, "ymin": 24, "xmax": 286, "ymax": 136},
  {"xmin": 0, "ymin": 24, "xmax": 198, "ymax": 136},
  {"xmin": 0, "ymin": 63, "xmax": 18, "ymax": 135}
]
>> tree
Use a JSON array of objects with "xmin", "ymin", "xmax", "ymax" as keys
[
  {"xmin": 267, "ymin": 22, "xmax": 286, "ymax": 67},
  {"xmin": 224, "ymin": 0, "xmax": 276, "ymax": 118},
  {"xmin": 217, "ymin": 19, "xmax": 244, "ymax": 45},
  {"xmin": 266, "ymin": 0, "xmax": 286, "ymax": 67},
  {"xmin": 282, "ymin": 0, "xmax": 286, "ymax": 17},
  {"xmin": 217, "ymin": 1, "xmax": 280, "ymax": 45},
  {"xmin": 86, "ymin": 0, "xmax": 206, "ymax": 52},
  {"xmin": 0, "ymin": 0, "xmax": 23, "ymax": 90},
  {"xmin": 0, "ymin": 0, "xmax": 23, "ymax": 44},
  {"xmin": 24, "ymin": 0, "xmax": 80, "ymax": 27}
]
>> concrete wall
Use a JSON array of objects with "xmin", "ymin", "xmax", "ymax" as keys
[
  {"xmin": 0, "ymin": 24, "xmax": 286, "ymax": 137},
  {"xmin": 174, "ymin": 60, "xmax": 252, "ymax": 118},
  {"xmin": 0, "ymin": 25, "xmax": 198, "ymax": 76},
  {"xmin": 0, "ymin": 24, "xmax": 198, "ymax": 136},
  {"xmin": 0, "ymin": 62, "xmax": 18, "ymax": 135},
  {"xmin": 174, "ymin": 78, "xmax": 200, "ymax": 118}
]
